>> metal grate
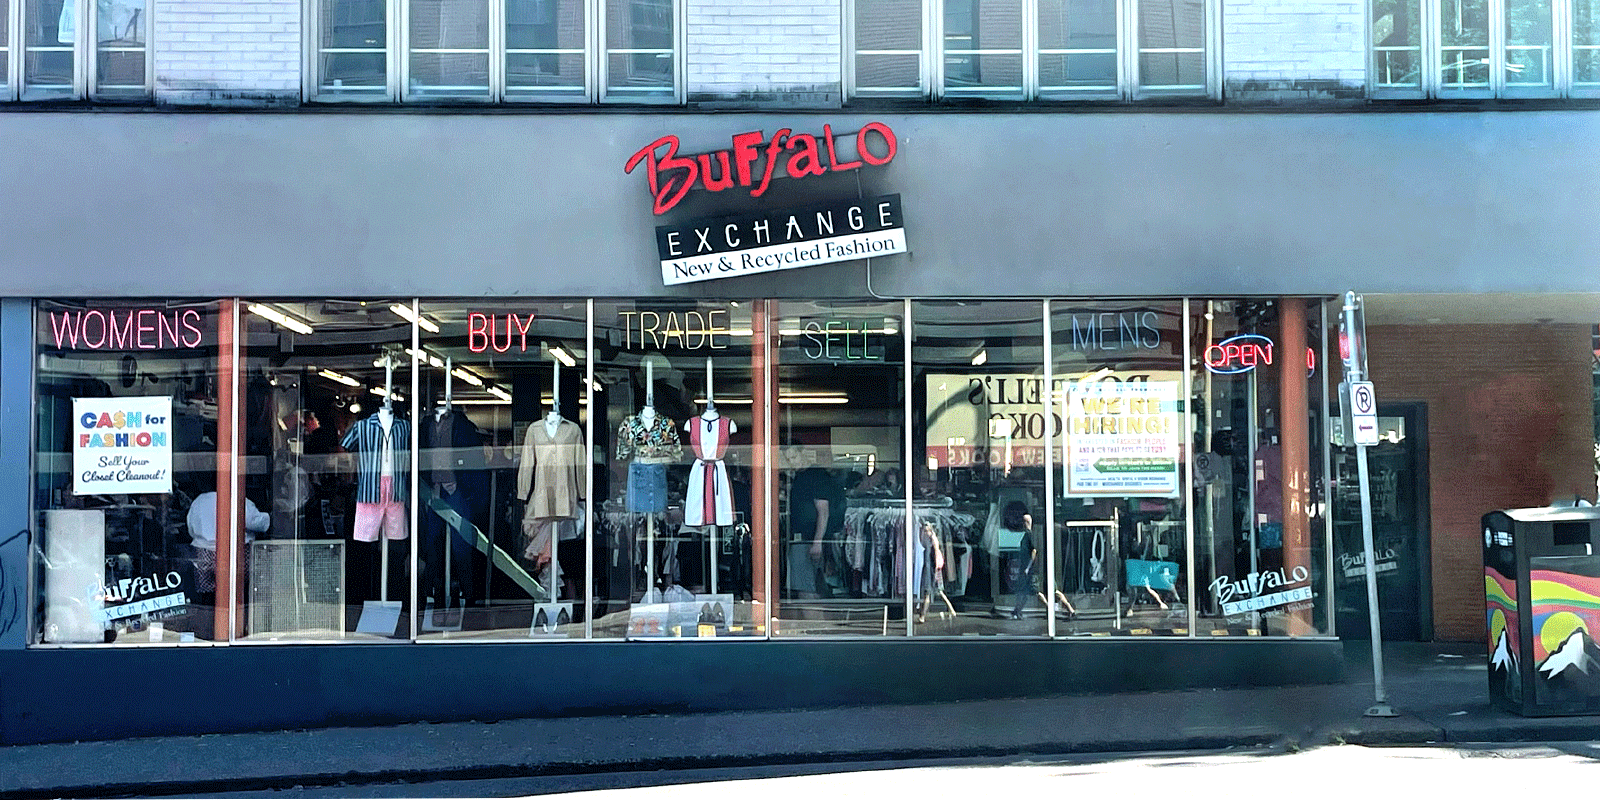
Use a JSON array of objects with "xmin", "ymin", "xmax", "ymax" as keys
[{"xmin": 249, "ymin": 540, "xmax": 345, "ymax": 637}]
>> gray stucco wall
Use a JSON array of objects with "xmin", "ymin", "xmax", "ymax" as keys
[{"xmin": 0, "ymin": 110, "xmax": 1595, "ymax": 298}]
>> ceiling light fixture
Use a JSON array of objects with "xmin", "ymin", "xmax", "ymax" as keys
[
  {"xmin": 547, "ymin": 345, "xmax": 577, "ymax": 368},
  {"xmin": 971, "ymin": 349, "xmax": 988, "ymax": 366},
  {"xmin": 451, "ymin": 367, "xmax": 484, "ymax": 387},
  {"xmin": 390, "ymin": 303, "xmax": 440, "ymax": 333},
  {"xmin": 317, "ymin": 369, "xmax": 360, "ymax": 387},
  {"xmin": 248, "ymin": 303, "xmax": 314, "ymax": 335}
]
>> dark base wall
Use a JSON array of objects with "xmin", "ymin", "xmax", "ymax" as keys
[{"xmin": 0, "ymin": 639, "xmax": 1342, "ymax": 745}]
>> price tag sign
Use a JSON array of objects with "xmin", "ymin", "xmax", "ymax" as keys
[{"xmin": 1350, "ymin": 380, "xmax": 1379, "ymax": 446}]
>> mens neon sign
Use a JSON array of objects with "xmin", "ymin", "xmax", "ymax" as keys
[{"xmin": 625, "ymin": 122, "xmax": 899, "ymax": 215}]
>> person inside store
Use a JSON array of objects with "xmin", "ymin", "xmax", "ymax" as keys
[
  {"xmin": 1002, "ymin": 500, "xmax": 1076, "ymax": 620},
  {"xmin": 785, "ymin": 443, "xmax": 846, "ymax": 600},
  {"xmin": 185, "ymin": 487, "xmax": 271, "ymax": 607}
]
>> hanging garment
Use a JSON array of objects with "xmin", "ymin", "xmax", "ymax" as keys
[
  {"xmin": 342, "ymin": 413, "xmax": 410, "ymax": 504},
  {"xmin": 516, "ymin": 418, "xmax": 587, "ymax": 521},
  {"xmin": 685, "ymin": 415, "xmax": 734, "ymax": 527},
  {"xmin": 616, "ymin": 413, "xmax": 682, "ymax": 462}
]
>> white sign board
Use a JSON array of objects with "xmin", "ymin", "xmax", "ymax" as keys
[
  {"xmin": 72, "ymin": 396, "xmax": 173, "ymax": 495},
  {"xmin": 1062, "ymin": 380, "xmax": 1181, "ymax": 497},
  {"xmin": 1349, "ymin": 380, "xmax": 1379, "ymax": 446}
]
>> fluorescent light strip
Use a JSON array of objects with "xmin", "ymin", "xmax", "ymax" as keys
[
  {"xmin": 548, "ymin": 345, "xmax": 577, "ymax": 368},
  {"xmin": 390, "ymin": 303, "xmax": 440, "ymax": 333},
  {"xmin": 247, "ymin": 303, "xmax": 314, "ymax": 335},
  {"xmin": 370, "ymin": 387, "xmax": 404, "ymax": 401},
  {"xmin": 450, "ymin": 398, "xmax": 511, "ymax": 405},
  {"xmin": 451, "ymin": 367, "xmax": 484, "ymax": 387},
  {"xmin": 486, "ymin": 386, "xmax": 512, "ymax": 402},
  {"xmin": 317, "ymin": 369, "xmax": 360, "ymax": 387}
]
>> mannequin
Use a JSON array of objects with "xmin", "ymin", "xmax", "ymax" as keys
[
  {"xmin": 516, "ymin": 356, "xmax": 586, "ymax": 599},
  {"xmin": 422, "ymin": 358, "xmax": 486, "ymax": 614},
  {"xmin": 617, "ymin": 358, "xmax": 681, "ymax": 594},
  {"xmin": 341, "ymin": 355, "xmax": 411, "ymax": 606},
  {"xmin": 684, "ymin": 358, "xmax": 736, "ymax": 529}
]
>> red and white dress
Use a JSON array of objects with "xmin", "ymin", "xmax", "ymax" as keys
[{"xmin": 685, "ymin": 413, "xmax": 735, "ymax": 527}]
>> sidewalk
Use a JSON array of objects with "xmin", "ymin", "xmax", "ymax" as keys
[{"xmin": 4, "ymin": 641, "xmax": 1596, "ymax": 799}]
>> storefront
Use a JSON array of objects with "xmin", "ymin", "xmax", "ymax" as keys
[{"xmin": 2, "ymin": 109, "xmax": 1596, "ymax": 744}]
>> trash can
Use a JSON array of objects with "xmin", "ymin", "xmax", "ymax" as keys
[{"xmin": 1483, "ymin": 507, "xmax": 1600, "ymax": 716}]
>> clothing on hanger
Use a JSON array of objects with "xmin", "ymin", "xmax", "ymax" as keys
[
  {"xmin": 342, "ymin": 412, "xmax": 411, "ymax": 504},
  {"xmin": 516, "ymin": 418, "xmax": 587, "ymax": 521},
  {"xmin": 685, "ymin": 415, "xmax": 734, "ymax": 527}
]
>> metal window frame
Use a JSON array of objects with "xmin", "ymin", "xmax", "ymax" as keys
[
  {"xmin": 3, "ymin": 0, "xmax": 17, "ymax": 100},
  {"xmin": 1373, "ymin": 0, "xmax": 1575, "ymax": 98},
  {"xmin": 849, "ymin": 0, "xmax": 1216, "ymax": 101},
  {"xmin": 307, "ymin": 0, "xmax": 677, "ymax": 104}
]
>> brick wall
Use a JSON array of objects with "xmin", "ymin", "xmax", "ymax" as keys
[
  {"xmin": 1222, "ymin": 0, "xmax": 1365, "ymax": 102},
  {"xmin": 154, "ymin": 0, "xmax": 301, "ymax": 106},
  {"xmin": 1367, "ymin": 324, "xmax": 1596, "ymax": 642},
  {"xmin": 685, "ymin": 0, "xmax": 840, "ymax": 105}
]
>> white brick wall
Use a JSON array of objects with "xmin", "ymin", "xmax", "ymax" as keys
[
  {"xmin": 154, "ymin": 0, "xmax": 302, "ymax": 105},
  {"xmin": 1223, "ymin": 0, "xmax": 1364, "ymax": 86},
  {"xmin": 686, "ymin": 0, "xmax": 840, "ymax": 98}
]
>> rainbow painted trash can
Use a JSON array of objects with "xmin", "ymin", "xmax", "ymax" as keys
[{"xmin": 1483, "ymin": 507, "xmax": 1600, "ymax": 716}]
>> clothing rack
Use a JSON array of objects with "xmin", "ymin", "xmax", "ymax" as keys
[{"xmin": 839, "ymin": 502, "xmax": 976, "ymax": 598}]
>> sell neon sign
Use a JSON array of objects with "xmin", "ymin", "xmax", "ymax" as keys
[{"xmin": 625, "ymin": 122, "xmax": 899, "ymax": 216}]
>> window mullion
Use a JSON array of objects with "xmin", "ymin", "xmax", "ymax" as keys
[
  {"xmin": 1423, "ymin": 0, "xmax": 1441, "ymax": 96},
  {"xmin": 592, "ymin": 0, "xmax": 603, "ymax": 103},
  {"xmin": 1121, "ymin": 0, "xmax": 1135, "ymax": 100},
  {"xmin": 7, "ymin": 0, "xmax": 19, "ymax": 100},
  {"xmin": 1489, "ymin": 0, "xmax": 1505, "ymax": 94},
  {"xmin": 76, "ymin": 0, "xmax": 91, "ymax": 98},
  {"xmin": 1553, "ymin": 0, "xmax": 1571, "ymax": 95},
  {"xmin": 927, "ymin": 0, "xmax": 941, "ymax": 99},
  {"xmin": 1023, "ymin": 0, "xmax": 1038, "ymax": 99},
  {"xmin": 392, "ymin": 0, "xmax": 405, "ymax": 101},
  {"xmin": 490, "ymin": 0, "xmax": 505, "ymax": 101}
]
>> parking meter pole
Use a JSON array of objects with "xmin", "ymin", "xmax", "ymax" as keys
[{"xmin": 1343, "ymin": 291, "xmax": 1396, "ymax": 718}]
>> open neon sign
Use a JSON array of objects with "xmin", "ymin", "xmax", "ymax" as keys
[{"xmin": 1205, "ymin": 334, "xmax": 1317, "ymax": 376}]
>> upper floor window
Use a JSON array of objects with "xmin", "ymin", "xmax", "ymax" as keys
[
  {"xmin": 310, "ymin": 0, "xmax": 681, "ymax": 103},
  {"xmin": 1373, "ymin": 0, "xmax": 1600, "ymax": 96},
  {"xmin": 2, "ymin": 0, "xmax": 150, "ymax": 101},
  {"xmin": 848, "ymin": 0, "xmax": 1215, "ymax": 101}
]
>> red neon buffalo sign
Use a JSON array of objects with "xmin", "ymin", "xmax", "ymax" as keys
[{"xmin": 625, "ymin": 122, "xmax": 899, "ymax": 215}]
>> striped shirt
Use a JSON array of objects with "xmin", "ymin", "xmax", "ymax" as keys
[{"xmin": 342, "ymin": 413, "xmax": 411, "ymax": 503}]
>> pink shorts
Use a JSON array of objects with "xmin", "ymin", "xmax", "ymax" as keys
[{"xmin": 354, "ymin": 477, "xmax": 408, "ymax": 542}]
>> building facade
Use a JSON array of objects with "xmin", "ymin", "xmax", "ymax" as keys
[{"xmin": 0, "ymin": 0, "xmax": 1597, "ymax": 746}]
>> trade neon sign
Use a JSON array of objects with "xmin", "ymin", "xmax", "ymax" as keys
[{"xmin": 625, "ymin": 122, "xmax": 899, "ymax": 215}]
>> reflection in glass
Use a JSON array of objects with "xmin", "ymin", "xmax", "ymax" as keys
[
  {"xmin": 95, "ymin": 0, "xmax": 146, "ymax": 93},
  {"xmin": 34, "ymin": 300, "xmax": 224, "ymax": 645},
  {"xmin": 1441, "ymin": 0, "xmax": 1490, "ymax": 87},
  {"xmin": 914, "ymin": 301, "xmax": 1046, "ymax": 636},
  {"xmin": 774, "ymin": 301, "xmax": 906, "ymax": 636},
  {"xmin": 1579, "ymin": 0, "xmax": 1600, "ymax": 85},
  {"xmin": 1373, "ymin": 0, "xmax": 1422, "ymax": 87},
  {"xmin": 855, "ymin": 0, "xmax": 922, "ymax": 94},
  {"xmin": 410, "ymin": 0, "xmax": 490, "ymax": 98},
  {"xmin": 507, "ymin": 0, "xmax": 586, "ymax": 95},
  {"xmin": 1138, "ymin": 0, "xmax": 1205, "ymax": 89},
  {"xmin": 1504, "ymin": 0, "xmax": 1553, "ymax": 86},
  {"xmin": 321, "ymin": 0, "xmax": 388, "ymax": 93},
  {"xmin": 605, "ymin": 0, "xmax": 674, "ymax": 96},
  {"xmin": 24, "ymin": 0, "xmax": 73, "ymax": 92},
  {"xmin": 943, "ymin": 0, "xmax": 1023, "ymax": 97},
  {"xmin": 1053, "ymin": 303, "xmax": 1187, "ymax": 636},
  {"xmin": 239, "ymin": 300, "xmax": 415, "ymax": 641},
  {"xmin": 1038, "ymin": 0, "xmax": 1116, "ymax": 92}
]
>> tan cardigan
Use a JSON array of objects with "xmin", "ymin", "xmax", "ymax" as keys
[{"xmin": 516, "ymin": 418, "xmax": 587, "ymax": 521}]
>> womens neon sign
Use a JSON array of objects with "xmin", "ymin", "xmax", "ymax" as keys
[{"xmin": 625, "ymin": 122, "xmax": 899, "ymax": 215}]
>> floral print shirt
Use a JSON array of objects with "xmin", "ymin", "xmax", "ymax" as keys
[{"xmin": 616, "ymin": 412, "xmax": 683, "ymax": 462}]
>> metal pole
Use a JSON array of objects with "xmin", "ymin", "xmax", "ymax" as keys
[{"xmin": 1344, "ymin": 291, "xmax": 1396, "ymax": 717}]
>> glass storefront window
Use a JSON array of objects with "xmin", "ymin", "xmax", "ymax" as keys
[
  {"xmin": 414, "ymin": 300, "xmax": 589, "ymax": 640},
  {"xmin": 1051, "ymin": 302, "xmax": 1188, "ymax": 636},
  {"xmin": 31, "ymin": 295, "xmax": 1334, "ymax": 646},
  {"xmin": 773, "ymin": 300, "xmax": 906, "ymax": 636},
  {"xmin": 591, "ymin": 300, "xmax": 761, "ymax": 639},
  {"xmin": 914, "ymin": 300, "xmax": 1046, "ymax": 636},
  {"xmin": 34, "ymin": 299, "xmax": 225, "ymax": 645},
  {"xmin": 238, "ymin": 299, "xmax": 416, "ymax": 642},
  {"xmin": 1190, "ymin": 299, "xmax": 1326, "ymax": 636}
]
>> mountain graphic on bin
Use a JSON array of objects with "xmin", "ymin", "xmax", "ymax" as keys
[
  {"xmin": 1535, "ymin": 626, "xmax": 1600, "ymax": 706},
  {"xmin": 1490, "ymin": 627, "xmax": 1521, "ymax": 701},
  {"xmin": 1539, "ymin": 628, "xmax": 1600, "ymax": 678}
]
